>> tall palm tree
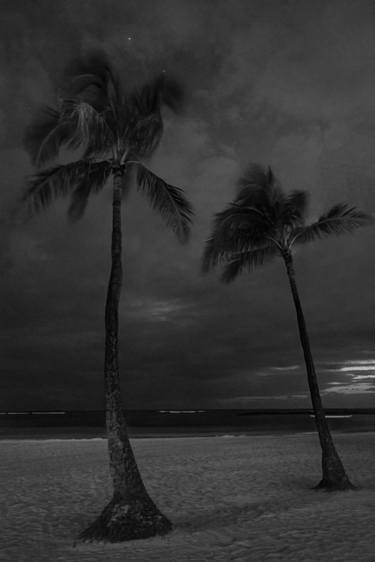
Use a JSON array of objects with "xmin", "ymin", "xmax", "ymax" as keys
[
  {"xmin": 203, "ymin": 163, "xmax": 372, "ymax": 491},
  {"xmin": 22, "ymin": 51, "xmax": 193, "ymax": 541}
]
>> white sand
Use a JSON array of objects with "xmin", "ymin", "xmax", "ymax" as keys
[{"xmin": 1, "ymin": 432, "xmax": 374, "ymax": 562}]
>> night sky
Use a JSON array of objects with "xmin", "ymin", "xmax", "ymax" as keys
[{"xmin": 1, "ymin": 0, "xmax": 375, "ymax": 410}]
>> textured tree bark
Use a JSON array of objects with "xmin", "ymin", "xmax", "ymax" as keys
[
  {"xmin": 283, "ymin": 251, "xmax": 354, "ymax": 490},
  {"xmin": 79, "ymin": 169, "xmax": 172, "ymax": 542}
]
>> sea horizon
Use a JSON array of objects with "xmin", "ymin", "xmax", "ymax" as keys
[{"xmin": 1, "ymin": 408, "xmax": 374, "ymax": 439}]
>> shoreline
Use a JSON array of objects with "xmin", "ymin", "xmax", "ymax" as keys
[{"xmin": 1, "ymin": 428, "xmax": 374, "ymax": 441}]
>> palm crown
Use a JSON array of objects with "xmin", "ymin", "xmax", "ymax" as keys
[
  {"xmin": 22, "ymin": 51, "xmax": 193, "ymax": 240},
  {"xmin": 203, "ymin": 163, "xmax": 373, "ymax": 281}
]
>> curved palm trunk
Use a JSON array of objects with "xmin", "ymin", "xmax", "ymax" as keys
[
  {"xmin": 283, "ymin": 251, "xmax": 353, "ymax": 490},
  {"xmin": 80, "ymin": 169, "xmax": 172, "ymax": 542}
]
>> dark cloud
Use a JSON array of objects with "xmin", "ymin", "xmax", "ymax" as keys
[{"xmin": 1, "ymin": 0, "xmax": 375, "ymax": 409}]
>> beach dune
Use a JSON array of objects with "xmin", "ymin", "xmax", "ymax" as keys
[{"xmin": 1, "ymin": 432, "xmax": 374, "ymax": 561}]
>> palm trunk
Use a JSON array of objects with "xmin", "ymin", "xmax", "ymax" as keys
[
  {"xmin": 283, "ymin": 251, "xmax": 353, "ymax": 490},
  {"xmin": 80, "ymin": 169, "xmax": 172, "ymax": 542}
]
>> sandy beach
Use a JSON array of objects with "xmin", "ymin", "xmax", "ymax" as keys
[{"xmin": 1, "ymin": 432, "xmax": 374, "ymax": 562}]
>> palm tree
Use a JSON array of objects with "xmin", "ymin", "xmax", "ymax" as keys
[
  {"xmin": 203, "ymin": 163, "xmax": 373, "ymax": 491},
  {"xmin": 22, "ymin": 51, "xmax": 193, "ymax": 541}
]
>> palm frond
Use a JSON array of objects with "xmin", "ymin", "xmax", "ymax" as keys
[
  {"xmin": 61, "ymin": 101, "xmax": 113, "ymax": 158},
  {"xmin": 235, "ymin": 164, "xmax": 284, "ymax": 216},
  {"xmin": 291, "ymin": 203, "xmax": 374, "ymax": 245},
  {"xmin": 127, "ymin": 112, "xmax": 163, "ymax": 158},
  {"xmin": 22, "ymin": 160, "xmax": 112, "ymax": 218},
  {"xmin": 203, "ymin": 233, "xmax": 256, "ymax": 273},
  {"xmin": 202, "ymin": 204, "xmax": 273, "ymax": 272},
  {"xmin": 131, "ymin": 74, "xmax": 184, "ymax": 117},
  {"xmin": 280, "ymin": 190, "xmax": 308, "ymax": 227},
  {"xmin": 64, "ymin": 50, "xmax": 120, "ymax": 112},
  {"xmin": 24, "ymin": 98, "xmax": 114, "ymax": 167},
  {"xmin": 221, "ymin": 246, "xmax": 278, "ymax": 283},
  {"xmin": 237, "ymin": 163, "xmax": 272, "ymax": 192},
  {"xmin": 65, "ymin": 50, "xmax": 111, "ymax": 86},
  {"xmin": 66, "ymin": 73, "xmax": 104, "ymax": 97},
  {"xmin": 67, "ymin": 160, "xmax": 112, "ymax": 221},
  {"xmin": 24, "ymin": 106, "xmax": 82, "ymax": 167},
  {"xmin": 136, "ymin": 165, "xmax": 193, "ymax": 243},
  {"xmin": 126, "ymin": 74, "xmax": 184, "ymax": 158}
]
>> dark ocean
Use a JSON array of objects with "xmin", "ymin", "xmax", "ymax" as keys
[{"xmin": 0, "ymin": 409, "xmax": 374, "ymax": 439}]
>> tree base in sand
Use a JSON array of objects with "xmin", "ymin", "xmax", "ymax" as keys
[
  {"xmin": 314, "ymin": 477, "xmax": 356, "ymax": 491},
  {"xmin": 79, "ymin": 496, "xmax": 172, "ymax": 543}
]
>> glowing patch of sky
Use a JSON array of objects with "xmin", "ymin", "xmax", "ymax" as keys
[{"xmin": 324, "ymin": 382, "xmax": 375, "ymax": 395}]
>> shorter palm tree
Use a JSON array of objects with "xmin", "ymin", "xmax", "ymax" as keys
[{"xmin": 203, "ymin": 163, "xmax": 373, "ymax": 490}]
